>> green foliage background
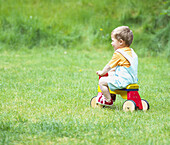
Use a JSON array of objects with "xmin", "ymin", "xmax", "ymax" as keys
[{"xmin": 0, "ymin": 0, "xmax": 170, "ymax": 56}]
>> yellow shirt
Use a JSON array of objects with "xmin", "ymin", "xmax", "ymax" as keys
[{"xmin": 108, "ymin": 47, "xmax": 132, "ymax": 68}]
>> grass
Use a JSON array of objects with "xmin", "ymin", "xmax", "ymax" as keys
[
  {"xmin": 0, "ymin": 0, "xmax": 169, "ymax": 57},
  {"xmin": 0, "ymin": 47, "xmax": 169, "ymax": 144}
]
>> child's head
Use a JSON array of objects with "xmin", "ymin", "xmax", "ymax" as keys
[{"xmin": 111, "ymin": 26, "xmax": 133, "ymax": 48}]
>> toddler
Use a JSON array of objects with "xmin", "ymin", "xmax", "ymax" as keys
[{"xmin": 96, "ymin": 26, "xmax": 138, "ymax": 106}]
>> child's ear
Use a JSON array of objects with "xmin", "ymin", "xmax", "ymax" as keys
[{"xmin": 119, "ymin": 39, "xmax": 125, "ymax": 46}]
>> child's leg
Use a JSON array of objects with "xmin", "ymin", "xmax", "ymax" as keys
[{"xmin": 99, "ymin": 77, "xmax": 111, "ymax": 102}]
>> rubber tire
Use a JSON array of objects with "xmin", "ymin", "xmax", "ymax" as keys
[
  {"xmin": 123, "ymin": 100, "xmax": 137, "ymax": 112},
  {"xmin": 90, "ymin": 96, "xmax": 104, "ymax": 108},
  {"xmin": 141, "ymin": 99, "xmax": 150, "ymax": 111}
]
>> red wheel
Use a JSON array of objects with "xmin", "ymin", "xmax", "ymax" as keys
[{"xmin": 123, "ymin": 100, "xmax": 137, "ymax": 112}]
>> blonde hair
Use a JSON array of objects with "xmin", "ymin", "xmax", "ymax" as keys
[{"xmin": 112, "ymin": 26, "xmax": 133, "ymax": 47}]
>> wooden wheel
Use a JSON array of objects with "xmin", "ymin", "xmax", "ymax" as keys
[
  {"xmin": 141, "ymin": 99, "xmax": 150, "ymax": 111},
  {"xmin": 90, "ymin": 96, "xmax": 104, "ymax": 108},
  {"xmin": 123, "ymin": 100, "xmax": 137, "ymax": 112}
]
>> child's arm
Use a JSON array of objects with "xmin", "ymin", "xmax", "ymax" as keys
[
  {"xmin": 109, "ymin": 67, "xmax": 116, "ymax": 72},
  {"xmin": 97, "ymin": 51, "xmax": 120, "ymax": 76},
  {"xmin": 108, "ymin": 67, "xmax": 116, "ymax": 76},
  {"xmin": 96, "ymin": 65, "xmax": 111, "ymax": 76}
]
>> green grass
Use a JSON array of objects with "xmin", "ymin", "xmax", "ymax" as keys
[
  {"xmin": 0, "ymin": 0, "xmax": 169, "ymax": 57},
  {"xmin": 0, "ymin": 48, "xmax": 169, "ymax": 144},
  {"xmin": 0, "ymin": 0, "xmax": 169, "ymax": 144}
]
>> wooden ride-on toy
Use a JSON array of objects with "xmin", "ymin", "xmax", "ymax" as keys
[{"xmin": 90, "ymin": 74, "xmax": 149, "ymax": 112}]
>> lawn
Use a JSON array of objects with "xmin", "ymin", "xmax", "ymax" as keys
[{"xmin": 0, "ymin": 48, "xmax": 169, "ymax": 144}]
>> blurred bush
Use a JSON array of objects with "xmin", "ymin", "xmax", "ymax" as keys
[{"xmin": 0, "ymin": 0, "xmax": 169, "ymax": 57}]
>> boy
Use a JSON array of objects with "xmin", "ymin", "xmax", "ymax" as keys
[{"xmin": 96, "ymin": 26, "xmax": 138, "ymax": 106}]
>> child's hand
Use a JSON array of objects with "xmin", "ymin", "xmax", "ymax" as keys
[{"xmin": 96, "ymin": 71, "xmax": 103, "ymax": 76}]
